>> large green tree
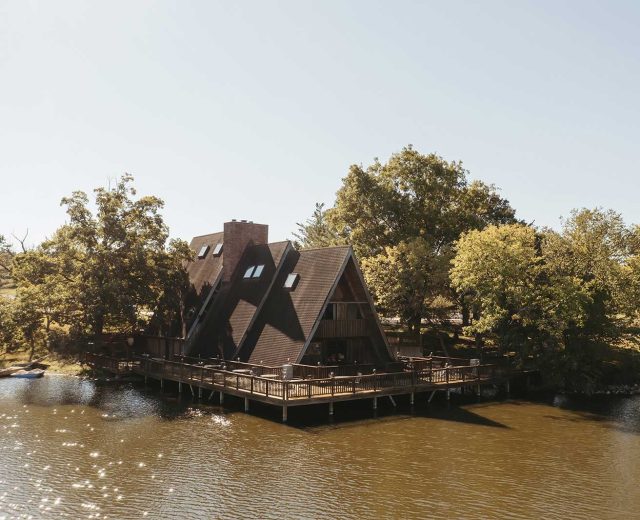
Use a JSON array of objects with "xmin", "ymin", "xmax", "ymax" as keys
[
  {"xmin": 451, "ymin": 223, "xmax": 588, "ymax": 360},
  {"xmin": 451, "ymin": 211, "xmax": 640, "ymax": 388},
  {"xmin": 9, "ymin": 175, "xmax": 193, "ymax": 351},
  {"xmin": 298, "ymin": 145, "xmax": 517, "ymax": 333}
]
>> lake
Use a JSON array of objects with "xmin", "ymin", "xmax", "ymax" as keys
[{"xmin": 1, "ymin": 375, "xmax": 639, "ymax": 519}]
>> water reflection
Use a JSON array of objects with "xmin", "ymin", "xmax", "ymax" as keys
[{"xmin": 1, "ymin": 376, "xmax": 639, "ymax": 519}]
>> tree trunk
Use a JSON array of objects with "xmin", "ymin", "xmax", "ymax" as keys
[
  {"xmin": 93, "ymin": 313, "xmax": 105, "ymax": 351},
  {"xmin": 461, "ymin": 300, "xmax": 470, "ymax": 327},
  {"xmin": 29, "ymin": 338, "xmax": 35, "ymax": 361},
  {"xmin": 475, "ymin": 334, "xmax": 483, "ymax": 361},
  {"xmin": 438, "ymin": 333, "xmax": 451, "ymax": 359}
]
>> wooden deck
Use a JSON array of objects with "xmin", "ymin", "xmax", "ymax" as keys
[{"xmin": 83, "ymin": 353, "xmax": 513, "ymax": 422}]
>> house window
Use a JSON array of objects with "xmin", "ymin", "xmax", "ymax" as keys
[
  {"xmin": 212, "ymin": 243, "xmax": 223, "ymax": 256},
  {"xmin": 284, "ymin": 273, "xmax": 299, "ymax": 289},
  {"xmin": 243, "ymin": 266, "xmax": 255, "ymax": 278},
  {"xmin": 197, "ymin": 245, "xmax": 210, "ymax": 259},
  {"xmin": 252, "ymin": 265, "xmax": 265, "ymax": 278}
]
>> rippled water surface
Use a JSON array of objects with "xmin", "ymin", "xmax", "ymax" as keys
[{"xmin": 1, "ymin": 375, "xmax": 640, "ymax": 519}]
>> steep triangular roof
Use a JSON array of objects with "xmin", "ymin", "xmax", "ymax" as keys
[
  {"xmin": 241, "ymin": 245, "xmax": 391, "ymax": 366},
  {"xmin": 187, "ymin": 240, "xmax": 290, "ymax": 358}
]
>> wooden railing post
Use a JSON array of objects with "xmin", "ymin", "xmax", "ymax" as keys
[
  {"xmin": 330, "ymin": 372, "xmax": 335, "ymax": 397},
  {"xmin": 250, "ymin": 376, "xmax": 254, "ymax": 394},
  {"xmin": 284, "ymin": 381, "xmax": 289, "ymax": 401},
  {"xmin": 307, "ymin": 381, "xmax": 312, "ymax": 398},
  {"xmin": 445, "ymin": 367, "xmax": 449, "ymax": 387},
  {"xmin": 352, "ymin": 376, "xmax": 356, "ymax": 394},
  {"xmin": 266, "ymin": 380, "xmax": 269, "ymax": 397}
]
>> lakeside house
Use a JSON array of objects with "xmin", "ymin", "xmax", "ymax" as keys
[
  {"xmin": 177, "ymin": 219, "xmax": 394, "ymax": 368},
  {"xmin": 87, "ymin": 220, "xmax": 511, "ymax": 421}
]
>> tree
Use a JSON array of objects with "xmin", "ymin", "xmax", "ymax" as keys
[
  {"xmin": 329, "ymin": 146, "xmax": 517, "ymax": 258},
  {"xmin": 544, "ymin": 208, "xmax": 640, "ymax": 342},
  {"xmin": 11, "ymin": 247, "xmax": 69, "ymax": 351},
  {"xmin": 52, "ymin": 174, "xmax": 177, "ymax": 338},
  {"xmin": 361, "ymin": 238, "xmax": 452, "ymax": 335},
  {"xmin": 0, "ymin": 234, "xmax": 13, "ymax": 292},
  {"xmin": 8, "ymin": 175, "xmax": 193, "ymax": 350},
  {"xmin": 451, "ymin": 223, "xmax": 588, "ymax": 353},
  {"xmin": 293, "ymin": 203, "xmax": 343, "ymax": 250},
  {"xmin": 148, "ymin": 239, "xmax": 195, "ymax": 338},
  {"xmin": 0, "ymin": 297, "xmax": 18, "ymax": 353},
  {"xmin": 324, "ymin": 145, "xmax": 517, "ymax": 332},
  {"xmin": 11, "ymin": 287, "xmax": 47, "ymax": 360}
]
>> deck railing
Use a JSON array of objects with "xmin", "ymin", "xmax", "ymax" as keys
[{"xmin": 85, "ymin": 353, "xmax": 505, "ymax": 403}]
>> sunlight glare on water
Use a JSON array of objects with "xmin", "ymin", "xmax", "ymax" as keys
[{"xmin": 1, "ymin": 375, "xmax": 640, "ymax": 519}]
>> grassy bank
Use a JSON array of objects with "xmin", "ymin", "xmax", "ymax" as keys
[{"xmin": 0, "ymin": 350, "xmax": 88, "ymax": 376}]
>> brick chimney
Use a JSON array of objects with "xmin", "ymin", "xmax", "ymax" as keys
[{"xmin": 222, "ymin": 220, "xmax": 268, "ymax": 282}]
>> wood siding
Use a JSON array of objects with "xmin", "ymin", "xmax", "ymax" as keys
[{"xmin": 315, "ymin": 319, "xmax": 371, "ymax": 338}]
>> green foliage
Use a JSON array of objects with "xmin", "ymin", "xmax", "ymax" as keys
[
  {"xmin": 451, "ymin": 224, "xmax": 588, "ymax": 358},
  {"xmin": 451, "ymin": 211, "xmax": 640, "ymax": 390},
  {"xmin": 4, "ymin": 175, "xmax": 193, "ymax": 354},
  {"xmin": 0, "ymin": 234, "xmax": 14, "ymax": 293},
  {"xmin": 329, "ymin": 145, "xmax": 516, "ymax": 258},
  {"xmin": 324, "ymin": 145, "xmax": 516, "ymax": 332},
  {"xmin": 362, "ymin": 238, "xmax": 453, "ymax": 333},
  {"xmin": 293, "ymin": 203, "xmax": 343, "ymax": 250}
]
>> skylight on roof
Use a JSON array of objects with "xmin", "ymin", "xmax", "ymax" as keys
[
  {"xmin": 212, "ymin": 243, "xmax": 223, "ymax": 256},
  {"xmin": 252, "ymin": 265, "xmax": 265, "ymax": 278},
  {"xmin": 243, "ymin": 266, "xmax": 255, "ymax": 278},
  {"xmin": 284, "ymin": 273, "xmax": 299, "ymax": 289},
  {"xmin": 197, "ymin": 245, "xmax": 210, "ymax": 259}
]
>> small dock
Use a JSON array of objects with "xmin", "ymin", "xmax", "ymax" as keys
[{"xmin": 83, "ymin": 353, "xmax": 515, "ymax": 422}]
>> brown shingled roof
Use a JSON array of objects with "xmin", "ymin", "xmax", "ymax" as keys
[
  {"xmin": 187, "ymin": 232, "xmax": 224, "ymax": 296},
  {"xmin": 244, "ymin": 246, "xmax": 352, "ymax": 366},
  {"xmin": 189, "ymin": 240, "xmax": 291, "ymax": 359}
]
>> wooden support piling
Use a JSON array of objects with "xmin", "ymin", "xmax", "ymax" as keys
[
  {"xmin": 282, "ymin": 405, "xmax": 288, "ymax": 423},
  {"xmin": 373, "ymin": 396, "xmax": 377, "ymax": 410},
  {"xmin": 244, "ymin": 397, "xmax": 249, "ymax": 412},
  {"xmin": 410, "ymin": 392, "xmax": 415, "ymax": 405},
  {"xmin": 220, "ymin": 392, "xmax": 225, "ymax": 405},
  {"xmin": 329, "ymin": 402, "xmax": 334, "ymax": 416}
]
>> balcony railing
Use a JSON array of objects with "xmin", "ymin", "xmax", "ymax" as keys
[{"xmin": 315, "ymin": 319, "xmax": 370, "ymax": 338}]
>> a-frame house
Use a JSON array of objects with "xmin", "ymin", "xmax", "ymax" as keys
[{"xmin": 183, "ymin": 220, "xmax": 392, "ymax": 368}]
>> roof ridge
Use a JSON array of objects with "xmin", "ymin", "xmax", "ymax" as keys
[
  {"xmin": 297, "ymin": 244, "xmax": 352, "ymax": 253},
  {"xmin": 190, "ymin": 231, "xmax": 223, "ymax": 239}
]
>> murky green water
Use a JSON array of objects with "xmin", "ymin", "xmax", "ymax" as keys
[{"xmin": 1, "ymin": 375, "xmax": 639, "ymax": 519}]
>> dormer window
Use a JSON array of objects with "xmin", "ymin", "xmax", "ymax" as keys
[
  {"xmin": 212, "ymin": 243, "xmax": 223, "ymax": 256},
  {"xmin": 284, "ymin": 273, "xmax": 299, "ymax": 289},
  {"xmin": 197, "ymin": 245, "xmax": 210, "ymax": 259},
  {"xmin": 243, "ymin": 265, "xmax": 265, "ymax": 279}
]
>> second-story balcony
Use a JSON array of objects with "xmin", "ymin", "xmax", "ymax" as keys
[{"xmin": 315, "ymin": 319, "xmax": 370, "ymax": 338}]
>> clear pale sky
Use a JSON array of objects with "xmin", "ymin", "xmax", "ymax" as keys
[{"xmin": 1, "ymin": 1, "xmax": 638, "ymax": 247}]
